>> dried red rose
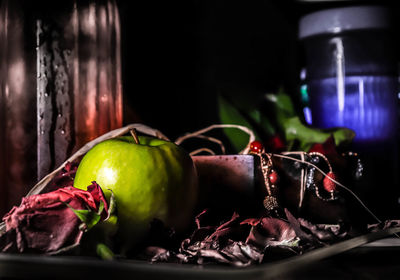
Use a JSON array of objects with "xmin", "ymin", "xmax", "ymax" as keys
[
  {"xmin": 0, "ymin": 182, "xmax": 109, "ymax": 254},
  {"xmin": 46, "ymin": 161, "xmax": 79, "ymax": 192}
]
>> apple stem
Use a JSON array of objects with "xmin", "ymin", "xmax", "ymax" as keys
[{"xmin": 130, "ymin": 129, "xmax": 140, "ymax": 144}]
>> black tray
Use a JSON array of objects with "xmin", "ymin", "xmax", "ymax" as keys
[{"xmin": 1, "ymin": 237, "xmax": 400, "ymax": 280}]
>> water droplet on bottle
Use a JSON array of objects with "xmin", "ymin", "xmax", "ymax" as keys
[
  {"xmin": 58, "ymin": 113, "xmax": 62, "ymax": 118},
  {"xmin": 40, "ymin": 130, "xmax": 45, "ymax": 135},
  {"xmin": 61, "ymin": 130, "xmax": 65, "ymax": 135},
  {"xmin": 44, "ymin": 92, "xmax": 49, "ymax": 97}
]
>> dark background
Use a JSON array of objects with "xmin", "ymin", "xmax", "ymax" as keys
[{"xmin": 116, "ymin": 0, "xmax": 399, "ymax": 140}]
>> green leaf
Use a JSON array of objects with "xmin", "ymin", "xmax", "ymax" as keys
[
  {"xmin": 96, "ymin": 243, "xmax": 114, "ymax": 260},
  {"xmin": 331, "ymin": 127, "xmax": 356, "ymax": 147},
  {"xmin": 217, "ymin": 93, "xmax": 259, "ymax": 152},
  {"xmin": 106, "ymin": 189, "xmax": 117, "ymax": 217},
  {"xmin": 218, "ymin": 88, "xmax": 355, "ymax": 153},
  {"xmin": 259, "ymin": 113, "xmax": 276, "ymax": 136},
  {"xmin": 65, "ymin": 203, "xmax": 101, "ymax": 231},
  {"xmin": 283, "ymin": 117, "xmax": 355, "ymax": 151},
  {"xmin": 97, "ymin": 190, "xmax": 118, "ymax": 236},
  {"xmin": 97, "ymin": 200, "xmax": 105, "ymax": 216},
  {"xmin": 264, "ymin": 89, "xmax": 296, "ymax": 122},
  {"xmin": 247, "ymin": 109, "xmax": 276, "ymax": 136}
]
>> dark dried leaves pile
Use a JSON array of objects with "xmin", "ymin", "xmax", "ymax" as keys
[{"xmin": 137, "ymin": 208, "xmax": 362, "ymax": 267}]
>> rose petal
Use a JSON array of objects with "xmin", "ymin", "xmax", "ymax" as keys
[
  {"xmin": 2, "ymin": 193, "xmax": 86, "ymax": 253},
  {"xmin": 86, "ymin": 181, "xmax": 109, "ymax": 218},
  {"xmin": 0, "ymin": 184, "xmax": 109, "ymax": 254}
]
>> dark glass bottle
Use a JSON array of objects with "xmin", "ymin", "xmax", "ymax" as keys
[{"xmin": 0, "ymin": 0, "xmax": 123, "ymax": 215}]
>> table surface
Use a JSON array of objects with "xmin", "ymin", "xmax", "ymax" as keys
[{"xmin": 0, "ymin": 238, "xmax": 399, "ymax": 280}]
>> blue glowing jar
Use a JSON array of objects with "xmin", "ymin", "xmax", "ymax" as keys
[
  {"xmin": 299, "ymin": 6, "xmax": 400, "ymax": 216},
  {"xmin": 299, "ymin": 6, "xmax": 398, "ymax": 151}
]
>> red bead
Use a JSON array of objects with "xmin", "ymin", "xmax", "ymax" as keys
[
  {"xmin": 269, "ymin": 170, "xmax": 279, "ymax": 185},
  {"xmin": 323, "ymin": 172, "xmax": 337, "ymax": 192},
  {"xmin": 250, "ymin": 140, "xmax": 264, "ymax": 153}
]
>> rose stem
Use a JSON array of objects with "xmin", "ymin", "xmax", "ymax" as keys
[{"xmin": 130, "ymin": 129, "xmax": 140, "ymax": 144}]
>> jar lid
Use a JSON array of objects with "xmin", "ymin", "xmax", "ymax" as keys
[{"xmin": 298, "ymin": 6, "xmax": 391, "ymax": 39}]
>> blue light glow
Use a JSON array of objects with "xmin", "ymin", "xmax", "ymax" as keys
[
  {"xmin": 308, "ymin": 75, "xmax": 398, "ymax": 144},
  {"xmin": 303, "ymin": 107, "xmax": 313, "ymax": 125}
]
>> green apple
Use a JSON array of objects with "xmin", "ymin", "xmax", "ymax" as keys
[{"xmin": 73, "ymin": 135, "xmax": 198, "ymax": 250}]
